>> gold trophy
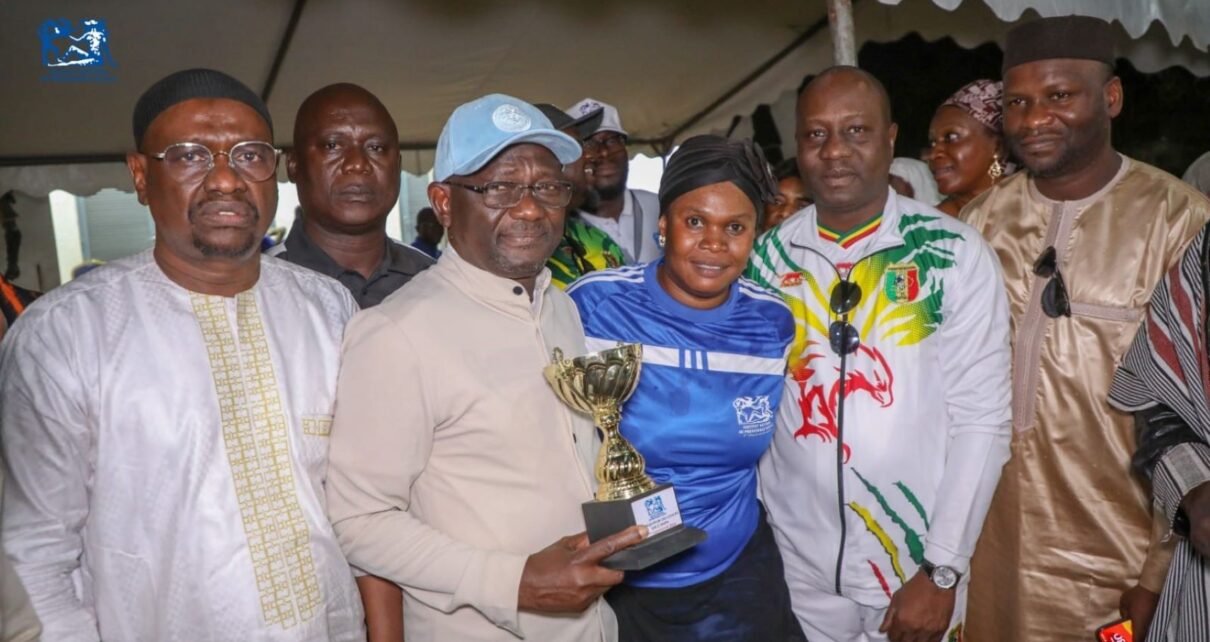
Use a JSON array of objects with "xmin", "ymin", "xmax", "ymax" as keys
[{"xmin": 545, "ymin": 343, "xmax": 706, "ymax": 570}]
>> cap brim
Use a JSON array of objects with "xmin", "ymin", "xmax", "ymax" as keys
[
  {"xmin": 566, "ymin": 108, "xmax": 605, "ymax": 140},
  {"xmin": 450, "ymin": 129, "xmax": 582, "ymax": 179},
  {"xmin": 534, "ymin": 103, "xmax": 575, "ymax": 130},
  {"xmin": 589, "ymin": 124, "xmax": 628, "ymax": 138}
]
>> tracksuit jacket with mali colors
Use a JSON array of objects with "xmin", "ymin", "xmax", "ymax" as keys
[{"xmin": 746, "ymin": 189, "xmax": 1012, "ymax": 606}]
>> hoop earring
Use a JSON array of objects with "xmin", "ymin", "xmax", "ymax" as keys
[
  {"xmin": 657, "ymin": 234, "xmax": 666, "ymax": 248},
  {"xmin": 988, "ymin": 154, "xmax": 1004, "ymax": 181}
]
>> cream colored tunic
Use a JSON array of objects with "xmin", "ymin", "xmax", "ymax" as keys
[
  {"xmin": 325, "ymin": 248, "xmax": 614, "ymax": 641},
  {"xmin": 0, "ymin": 251, "xmax": 365, "ymax": 642},
  {"xmin": 961, "ymin": 157, "xmax": 1210, "ymax": 640},
  {"xmin": 0, "ymin": 470, "xmax": 40, "ymax": 642}
]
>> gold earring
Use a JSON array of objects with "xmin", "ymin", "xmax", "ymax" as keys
[
  {"xmin": 988, "ymin": 154, "xmax": 1004, "ymax": 180},
  {"xmin": 658, "ymin": 234, "xmax": 666, "ymax": 248}
]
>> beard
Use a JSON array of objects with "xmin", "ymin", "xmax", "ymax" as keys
[
  {"xmin": 1020, "ymin": 143, "xmax": 1083, "ymax": 179},
  {"xmin": 192, "ymin": 229, "xmax": 260, "ymax": 258},
  {"xmin": 595, "ymin": 181, "xmax": 626, "ymax": 201},
  {"xmin": 592, "ymin": 159, "xmax": 629, "ymax": 201},
  {"xmin": 488, "ymin": 223, "xmax": 558, "ymax": 278},
  {"xmin": 1011, "ymin": 120, "xmax": 1111, "ymax": 180},
  {"xmin": 188, "ymin": 199, "xmax": 262, "ymax": 258}
]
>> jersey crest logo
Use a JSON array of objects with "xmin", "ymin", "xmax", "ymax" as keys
[
  {"xmin": 733, "ymin": 395, "xmax": 774, "ymax": 435},
  {"xmin": 885, "ymin": 263, "xmax": 920, "ymax": 303},
  {"xmin": 780, "ymin": 271, "xmax": 804, "ymax": 287}
]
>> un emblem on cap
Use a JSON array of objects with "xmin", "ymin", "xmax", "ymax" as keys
[{"xmin": 492, "ymin": 104, "xmax": 531, "ymax": 133}]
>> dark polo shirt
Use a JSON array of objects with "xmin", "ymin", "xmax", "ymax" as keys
[{"xmin": 271, "ymin": 221, "xmax": 434, "ymax": 308}]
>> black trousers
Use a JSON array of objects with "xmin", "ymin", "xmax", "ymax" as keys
[{"xmin": 606, "ymin": 504, "xmax": 807, "ymax": 641}]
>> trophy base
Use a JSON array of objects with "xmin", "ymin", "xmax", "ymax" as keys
[
  {"xmin": 601, "ymin": 524, "xmax": 707, "ymax": 571},
  {"xmin": 583, "ymin": 482, "xmax": 708, "ymax": 571}
]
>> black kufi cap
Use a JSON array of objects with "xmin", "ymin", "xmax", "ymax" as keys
[
  {"xmin": 133, "ymin": 68, "xmax": 272, "ymax": 148},
  {"xmin": 1003, "ymin": 16, "xmax": 1115, "ymax": 74},
  {"xmin": 658, "ymin": 135, "xmax": 776, "ymax": 217}
]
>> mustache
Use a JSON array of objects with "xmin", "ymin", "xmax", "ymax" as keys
[
  {"xmin": 188, "ymin": 198, "xmax": 259, "ymax": 222},
  {"xmin": 500, "ymin": 222, "xmax": 551, "ymax": 236}
]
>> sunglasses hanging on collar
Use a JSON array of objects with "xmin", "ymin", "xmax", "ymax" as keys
[
  {"xmin": 828, "ymin": 279, "xmax": 862, "ymax": 355},
  {"xmin": 1032, "ymin": 246, "xmax": 1071, "ymax": 318}
]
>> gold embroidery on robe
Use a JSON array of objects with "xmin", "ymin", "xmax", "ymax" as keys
[{"xmin": 192, "ymin": 291, "xmax": 321, "ymax": 629}]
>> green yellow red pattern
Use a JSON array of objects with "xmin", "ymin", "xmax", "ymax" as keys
[
  {"xmin": 549, "ymin": 217, "xmax": 627, "ymax": 289},
  {"xmin": 848, "ymin": 469, "xmax": 929, "ymax": 598},
  {"xmin": 818, "ymin": 212, "xmax": 883, "ymax": 249},
  {"xmin": 747, "ymin": 213, "xmax": 964, "ymax": 376},
  {"xmin": 746, "ymin": 213, "xmax": 964, "ymax": 597}
]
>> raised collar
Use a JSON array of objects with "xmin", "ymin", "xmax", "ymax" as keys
[
  {"xmin": 789, "ymin": 187, "xmax": 908, "ymax": 257},
  {"xmin": 434, "ymin": 245, "xmax": 552, "ymax": 320}
]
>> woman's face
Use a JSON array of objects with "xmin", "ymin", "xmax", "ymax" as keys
[
  {"xmin": 926, "ymin": 105, "xmax": 1000, "ymax": 198},
  {"xmin": 763, "ymin": 176, "xmax": 811, "ymax": 233},
  {"xmin": 657, "ymin": 181, "xmax": 757, "ymax": 310}
]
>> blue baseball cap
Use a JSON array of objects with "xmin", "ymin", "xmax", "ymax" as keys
[{"xmin": 434, "ymin": 94, "xmax": 582, "ymax": 182}]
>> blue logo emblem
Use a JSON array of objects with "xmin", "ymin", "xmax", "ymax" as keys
[
  {"xmin": 644, "ymin": 496, "xmax": 666, "ymax": 520},
  {"xmin": 39, "ymin": 19, "xmax": 116, "ymax": 83}
]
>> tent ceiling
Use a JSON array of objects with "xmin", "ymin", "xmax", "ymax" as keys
[
  {"xmin": 0, "ymin": 0, "xmax": 828, "ymax": 165},
  {"xmin": 2, "ymin": 0, "xmax": 1206, "ymax": 196},
  {"xmin": 891, "ymin": 0, "xmax": 1210, "ymax": 50}
]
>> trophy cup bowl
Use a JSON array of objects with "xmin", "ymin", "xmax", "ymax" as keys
[{"xmin": 545, "ymin": 343, "xmax": 706, "ymax": 570}]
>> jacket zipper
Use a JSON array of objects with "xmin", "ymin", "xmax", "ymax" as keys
[{"xmin": 797, "ymin": 243, "xmax": 902, "ymax": 595}]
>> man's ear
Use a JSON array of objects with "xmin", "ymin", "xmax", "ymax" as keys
[
  {"xmin": 286, "ymin": 149, "xmax": 299, "ymax": 184},
  {"xmin": 427, "ymin": 182, "xmax": 453, "ymax": 228},
  {"xmin": 887, "ymin": 122, "xmax": 899, "ymax": 152},
  {"xmin": 1104, "ymin": 76, "xmax": 1124, "ymax": 119},
  {"xmin": 126, "ymin": 151, "xmax": 149, "ymax": 206}
]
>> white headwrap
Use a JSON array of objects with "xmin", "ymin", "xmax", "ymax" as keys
[{"xmin": 890, "ymin": 157, "xmax": 943, "ymax": 206}]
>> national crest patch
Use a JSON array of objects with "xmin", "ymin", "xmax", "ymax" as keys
[{"xmin": 884, "ymin": 263, "xmax": 920, "ymax": 302}]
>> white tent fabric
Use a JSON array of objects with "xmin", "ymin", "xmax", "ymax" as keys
[
  {"xmin": 0, "ymin": 163, "xmax": 133, "ymax": 199},
  {"xmin": 2, "ymin": 0, "xmax": 1206, "ymax": 198},
  {"xmin": 886, "ymin": 0, "xmax": 1210, "ymax": 49}
]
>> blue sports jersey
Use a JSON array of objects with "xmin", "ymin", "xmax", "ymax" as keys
[{"xmin": 566, "ymin": 260, "xmax": 794, "ymax": 588}]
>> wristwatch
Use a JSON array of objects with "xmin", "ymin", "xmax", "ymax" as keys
[{"xmin": 919, "ymin": 559, "xmax": 960, "ymax": 590}]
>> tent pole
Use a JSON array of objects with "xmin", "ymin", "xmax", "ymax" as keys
[
  {"xmin": 261, "ymin": 0, "xmax": 309, "ymax": 103},
  {"xmin": 827, "ymin": 0, "xmax": 857, "ymax": 66}
]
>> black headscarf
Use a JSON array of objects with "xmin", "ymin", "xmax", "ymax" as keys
[{"xmin": 658, "ymin": 135, "xmax": 776, "ymax": 220}]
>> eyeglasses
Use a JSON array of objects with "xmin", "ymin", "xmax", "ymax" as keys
[
  {"xmin": 446, "ymin": 180, "xmax": 574, "ymax": 209},
  {"xmin": 150, "ymin": 141, "xmax": 281, "ymax": 183},
  {"xmin": 1032, "ymin": 246, "xmax": 1071, "ymax": 318},
  {"xmin": 828, "ymin": 279, "xmax": 862, "ymax": 355},
  {"xmin": 582, "ymin": 134, "xmax": 626, "ymax": 155}
]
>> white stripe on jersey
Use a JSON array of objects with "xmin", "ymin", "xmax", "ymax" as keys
[
  {"xmin": 585, "ymin": 337, "xmax": 785, "ymax": 375},
  {"xmin": 705, "ymin": 351, "xmax": 786, "ymax": 375},
  {"xmin": 565, "ymin": 266, "xmax": 645, "ymax": 294},
  {"xmin": 738, "ymin": 278, "xmax": 791, "ymax": 310}
]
